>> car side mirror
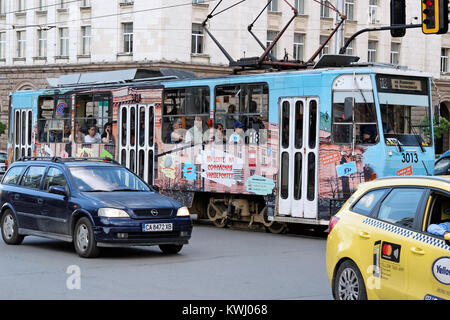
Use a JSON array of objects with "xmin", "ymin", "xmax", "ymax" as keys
[
  {"xmin": 445, "ymin": 233, "xmax": 450, "ymax": 247},
  {"xmin": 49, "ymin": 185, "xmax": 67, "ymax": 197}
]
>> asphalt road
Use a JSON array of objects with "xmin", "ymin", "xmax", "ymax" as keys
[{"xmin": 0, "ymin": 224, "xmax": 332, "ymax": 300}]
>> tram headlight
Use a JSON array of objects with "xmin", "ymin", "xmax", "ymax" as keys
[
  {"xmin": 98, "ymin": 208, "xmax": 130, "ymax": 218},
  {"xmin": 177, "ymin": 207, "xmax": 190, "ymax": 217}
]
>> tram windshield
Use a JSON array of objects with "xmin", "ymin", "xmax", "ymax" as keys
[{"xmin": 376, "ymin": 74, "xmax": 432, "ymax": 147}]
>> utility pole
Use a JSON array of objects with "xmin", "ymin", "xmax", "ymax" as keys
[{"xmin": 335, "ymin": 0, "xmax": 345, "ymax": 54}]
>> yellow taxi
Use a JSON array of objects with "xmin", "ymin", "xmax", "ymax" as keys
[{"xmin": 326, "ymin": 176, "xmax": 450, "ymax": 300}]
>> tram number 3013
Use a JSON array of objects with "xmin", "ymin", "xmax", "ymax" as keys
[{"xmin": 401, "ymin": 152, "xmax": 419, "ymax": 164}]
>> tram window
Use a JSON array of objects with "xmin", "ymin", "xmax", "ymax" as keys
[
  {"xmin": 162, "ymin": 87, "xmax": 209, "ymax": 144},
  {"xmin": 308, "ymin": 100, "xmax": 317, "ymax": 149},
  {"xmin": 281, "ymin": 152, "xmax": 289, "ymax": 199},
  {"xmin": 332, "ymin": 90, "xmax": 378, "ymax": 145},
  {"xmin": 74, "ymin": 94, "xmax": 113, "ymax": 144},
  {"xmin": 148, "ymin": 107, "xmax": 154, "ymax": 146},
  {"xmin": 307, "ymin": 153, "xmax": 316, "ymax": 201},
  {"xmin": 37, "ymin": 96, "xmax": 71, "ymax": 143},
  {"xmin": 295, "ymin": 101, "xmax": 303, "ymax": 149},
  {"xmin": 27, "ymin": 110, "xmax": 32, "ymax": 145},
  {"xmin": 294, "ymin": 152, "xmax": 302, "ymax": 200},
  {"xmin": 281, "ymin": 101, "xmax": 290, "ymax": 149},
  {"xmin": 215, "ymin": 83, "xmax": 268, "ymax": 145}
]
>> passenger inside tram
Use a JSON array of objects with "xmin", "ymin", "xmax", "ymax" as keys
[
  {"xmin": 167, "ymin": 118, "xmax": 185, "ymax": 144},
  {"xmin": 69, "ymin": 122, "xmax": 85, "ymax": 143}
]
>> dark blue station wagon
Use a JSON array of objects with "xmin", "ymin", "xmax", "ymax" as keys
[{"xmin": 0, "ymin": 157, "xmax": 193, "ymax": 258}]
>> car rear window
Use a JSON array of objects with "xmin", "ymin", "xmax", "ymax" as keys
[
  {"xmin": 2, "ymin": 166, "xmax": 26, "ymax": 185},
  {"xmin": 352, "ymin": 189, "xmax": 388, "ymax": 216}
]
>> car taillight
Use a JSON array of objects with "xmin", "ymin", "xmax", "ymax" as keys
[
  {"xmin": 4, "ymin": 160, "xmax": 7, "ymax": 170},
  {"xmin": 328, "ymin": 216, "xmax": 340, "ymax": 235}
]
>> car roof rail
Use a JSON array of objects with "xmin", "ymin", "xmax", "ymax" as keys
[
  {"xmin": 59, "ymin": 157, "xmax": 121, "ymax": 165},
  {"xmin": 16, "ymin": 156, "xmax": 120, "ymax": 165},
  {"xmin": 17, "ymin": 156, "xmax": 63, "ymax": 163}
]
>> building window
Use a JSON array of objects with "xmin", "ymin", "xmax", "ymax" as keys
[
  {"xmin": 441, "ymin": 48, "xmax": 449, "ymax": 73},
  {"xmin": 295, "ymin": 0, "xmax": 304, "ymax": 14},
  {"xmin": 368, "ymin": 40, "xmax": 377, "ymax": 62},
  {"xmin": 122, "ymin": 22, "xmax": 133, "ymax": 54},
  {"xmin": 37, "ymin": 29, "xmax": 47, "ymax": 57},
  {"xmin": 191, "ymin": 23, "xmax": 204, "ymax": 54},
  {"xmin": 267, "ymin": 0, "xmax": 278, "ymax": 12},
  {"xmin": 81, "ymin": 26, "xmax": 91, "ymax": 55},
  {"xmin": 368, "ymin": 0, "xmax": 378, "ymax": 24},
  {"xmin": 0, "ymin": 0, "xmax": 6, "ymax": 14},
  {"xmin": 16, "ymin": 31, "xmax": 26, "ymax": 58},
  {"xmin": 192, "ymin": 0, "xmax": 205, "ymax": 3},
  {"xmin": 320, "ymin": 2, "xmax": 330, "ymax": 18},
  {"xmin": 37, "ymin": 0, "xmax": 46, "ymax": 11},
  {"xmin": 59, "ymin": 0, "xmax": 68, "ymax": 9},
  {"xmin": 391, "ymin": 42, "xmax": 400, "ymax": 65},
  {"xmin": 59, "ymin": 28, "xmax": 69, "ymax": 56},
  {"xmin": 320, "ymin": 35, "xmax": 330, "ymax": 57},
  {"xmin": 81, "ymin": 0, "xmax": 90, "ymax": 7},
  {"xmin": 0, "ymin": 32, "xmax": 6, "ymax": 59},
  {"xmin": 344, "ymin": 38, "xmax": 355, "ymax": 55},
  {"xmin": 17, "ymin": 0, "xmax": 25, "ymax": 12},
  {"xmin": 344, "ymin": 0, "xmax": 354, "ymax": 21},
  {"xmin": 293, "ymin": 33, "xmax": 305, "ymax": 61},
  {"xmin": 267, "ymin": 31, "xmax": 278, "ymax": 59}
]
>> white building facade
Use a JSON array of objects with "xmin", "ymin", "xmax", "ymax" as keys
[{"xmin": 0, "ymin": 0, "xmax": 449, "ymax": 151}]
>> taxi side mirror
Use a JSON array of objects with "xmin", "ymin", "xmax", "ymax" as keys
[{"xmin": 444, "ymin": 233, "xmax": 450, "ymax": 247}]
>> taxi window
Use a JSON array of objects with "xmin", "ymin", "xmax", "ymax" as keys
[
  {"xmin": 352, "ymin": 189, "xmax": 388, "ymax": 216},
  {"xmin": 376, "ymin": 188, "xmax": 425, "ymax": 228}
]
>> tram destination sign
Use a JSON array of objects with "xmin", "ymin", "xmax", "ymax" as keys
[{"xmin": 376, "ymin": 74, "xmax": 428, "ymax": 95}]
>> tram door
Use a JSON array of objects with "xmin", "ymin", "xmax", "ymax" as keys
[
  {"xmin": 119, "ymin": 104, "xmax": 155, "ymax": 184},
  {"xmin": 13, "ymin": 109, "xmax": 33, "ymax": 161},
  {"xmin": 278, "ymin": 97, "xmax": 319, "ymax": 219}
]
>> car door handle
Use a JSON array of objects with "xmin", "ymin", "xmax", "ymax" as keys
[
  {"xmin": 37, "ymin": 198, "xmax": 44, "ymax": 205},
  {"xmin": 410, "ymin": 247, "xmax": 425, "ymax": 255},
  {"xmin": 359, "ymin": 231, "xmax": 371, "ymax": 239},
  {"xmin": 13, "ymin": 194, "xmax": 20, "ymax": 200}
]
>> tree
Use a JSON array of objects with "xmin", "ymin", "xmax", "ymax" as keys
[
  {"xmin": 0, "ymin": 121, "xmax": 5, "ymax": 136},
  {"xmin": 434, "ymin": 117, "xmax": 450, "ymax": 140}
]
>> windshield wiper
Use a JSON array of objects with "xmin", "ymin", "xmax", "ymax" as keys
[
  {"xmin": 111, "ymin": 188, "xmax": 143, "ymax": 192},
  {"xmin": 83, "ymin": 190, "xmax": 111, "ymax": 192},
  {"xmin": 406, "ymin": 116, "xmax": 425, "ymax": 153}
]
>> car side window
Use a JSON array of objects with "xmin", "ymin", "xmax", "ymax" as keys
[
  {"xmin": 351, "ymin": 189, "xmax": 388, "ymax": 216},
  {"xmin": 20, "ymin": 166, "xmax": 47, "ymax": 190},
  {"xmin": 43, "ymin": 167, "xmax": 67, "ymax": 191},
  {"xmin": 376, "ymin": 188, "xmax": 425, "ymax": 229},
  {"xmin": 2, "ymin": 166, "xmax": 26, "ymax": 185}
]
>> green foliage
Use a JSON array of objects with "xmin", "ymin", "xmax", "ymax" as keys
[
  {"xmin": 434, "ymin": 117, "xmax": 450, "ymax": 140},
  {"xmin": 0, "ymin": 121, "xmax": 6, "ymax": 136}
]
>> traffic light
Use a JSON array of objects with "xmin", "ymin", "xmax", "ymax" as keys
[
  {"xmin": 391, "ymin": 0, "xmax": 406, "ymax": 37},
  {"xmin": 422, "ymin": 0, "xmax": 449, "ymax": 34}
]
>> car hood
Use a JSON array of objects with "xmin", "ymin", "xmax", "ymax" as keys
[{"xmin": 81, "ymin": 192, "xmax": 180, "ymax": 210}]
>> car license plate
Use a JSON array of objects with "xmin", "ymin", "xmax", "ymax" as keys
[{"xmin": 142, "ymin": 223, "xmax": 173, "ymax": 232}]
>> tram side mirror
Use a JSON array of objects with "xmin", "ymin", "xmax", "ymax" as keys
[{"xmin": 344, "ymin": 97, "xmax": 354, "ymax": 121}]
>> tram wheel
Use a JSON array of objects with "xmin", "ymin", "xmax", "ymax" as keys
[
  {"xmin": 207, "ymin": 203, "xmax": 228, "ymax": 228},
  {"xmin": 260, "ymin": 207, "xmax": 286, "ymax": 234},
  {"xmin": 266, "ymin": 222, "xmax": 286, "ymax": 234}
]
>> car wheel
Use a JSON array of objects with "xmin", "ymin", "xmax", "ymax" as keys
[
  {"xmin": 334, "ymin": 260, "xmax": 367, "ymax": 300},
  {"xmin": 1, "ymin": 210, "xmax": 24, "ymax": 245},
  {"xmin": 159, "ymin": 244, "xmax": 183, "ymax": 254},
  {"xmin": 74, "ymin": 217, "xmax": 100, "ymax": 258}
]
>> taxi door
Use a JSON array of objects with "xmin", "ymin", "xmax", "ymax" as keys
[
  {"xmin": 407, "ymin": 191, "xmax": 450, "ymax": 300},
  {"xmin": 364, "ymin": 187, "xmax": 427, "ymax": 299}
]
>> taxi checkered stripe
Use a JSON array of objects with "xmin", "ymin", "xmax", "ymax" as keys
[
  {"xmin": 413, "ymin": 233, "xmax": 450, "ymax": 250},
  {"xmin": 363, "ymin": 218, "xmax": 450, "ymax": 250},
  {"xmin": 362, "ymin": 218, "xmax": 414, "ymax": 238}
]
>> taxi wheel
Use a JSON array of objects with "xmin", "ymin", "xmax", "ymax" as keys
[
  {"xmin": 334, "ymin": 260, "xmax": 367, "ymax": 300},
  {"xmin": 1, "ymin": 210, "xmax": 24, "ymax": 245},
  {"xmin": 159, "ymin": 244, "xmax": 183, "ymax": 254},
  {"xmin": 74, "ymin": 217, "xmax": 100, "ymax": 258}
]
